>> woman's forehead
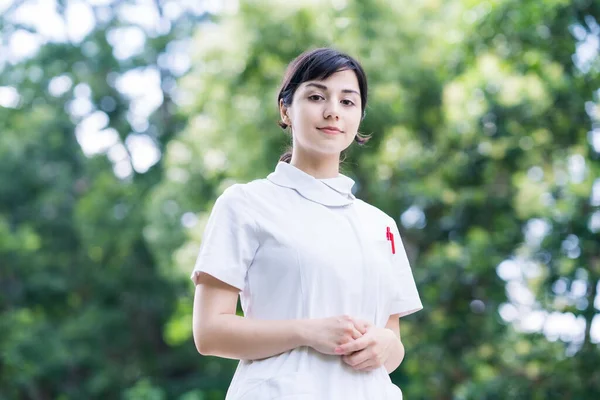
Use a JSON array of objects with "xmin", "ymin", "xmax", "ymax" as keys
[{"xmin": 300, "ymin": 70, "xmax": 360, "ymax": 93}]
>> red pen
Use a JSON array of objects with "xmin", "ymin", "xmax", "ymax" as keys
[{"xmin": 386, "ymin": 226, "xmax": 396, "ymax": 254}]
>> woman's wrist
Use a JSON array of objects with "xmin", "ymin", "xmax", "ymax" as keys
[
  {"xmin": 295, "ymin": 318, "xmax": 315, "ymax": 348},
  {"xmin": 384, "ymin": 327, "xmax": 399, "ymax": 342}
]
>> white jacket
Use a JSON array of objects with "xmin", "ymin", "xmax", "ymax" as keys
[{"xmin": 192, "ymin": 162, "xmax": 422, "ymax": 399}]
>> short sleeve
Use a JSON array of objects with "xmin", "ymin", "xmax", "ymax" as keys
[
  {"xmin": 387, "ymin": 219, "xmax": 423, "ymax": 318},
  {"xmin": 190, "ymin": 184, "xmax": 259, "ymax": 291}
]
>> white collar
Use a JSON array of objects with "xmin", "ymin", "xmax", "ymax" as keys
[{"xmin": 266, "ymin": 162, "xmax": 356, "ymax": 207}]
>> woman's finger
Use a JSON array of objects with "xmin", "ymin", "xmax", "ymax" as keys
[
  {"xmin": 353, "ymin": 319, "xmax": 372, "ymax": 334},
  {"xmin": 352, "ymin": 358, "xmax": 376, "ymax": 371},
  {"xmin": 351, "ymin": 327, "xmax": 363, "ymax": 340},
  {"xmin": 335, "ymin": 335, "xmax": 370, "ymax": 355},
  {"xmin": 342, "ymin": 349, "xmax": 369, "ymax": 367}
]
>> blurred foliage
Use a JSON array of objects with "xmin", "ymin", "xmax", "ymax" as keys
[{"xmin": 1, "ymin": 0, "xmax": 599, "ymax": 399}]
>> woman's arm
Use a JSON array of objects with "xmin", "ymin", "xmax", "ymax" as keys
[
  {"xmin": 193, "ymin": 272, "xmax": 366, "ymax": 360},
  {"xmin": 382, "ymin": 314, "xmax": 405, "ymax": 373},
  {"xmin": 193, "ymin": 273, "xmax": 307, "ymax": 360}
]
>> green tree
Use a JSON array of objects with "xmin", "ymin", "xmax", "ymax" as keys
[{"xmin": 0, "ymin": 1, "xmax": 215, "ymax": 398}]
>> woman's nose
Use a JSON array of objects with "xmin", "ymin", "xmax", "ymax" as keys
[{"xmin": 323, "ymin": 100, "xmax": 340, "ymax": 120}]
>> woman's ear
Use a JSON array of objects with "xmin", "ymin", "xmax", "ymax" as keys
[{"xmin": 279, "ymin": 99, "xmax": 291, "ymax": 126}]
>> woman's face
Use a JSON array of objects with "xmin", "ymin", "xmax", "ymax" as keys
[{"xmin": 281, "ymin": 69, "xmax": 362, "ymax": 158}]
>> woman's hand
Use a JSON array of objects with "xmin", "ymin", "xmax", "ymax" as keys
[
  {"xmin": 335, "ymin": 326, "xmax": 398, "ymax": 371},
  {"xmin": 305, "ymin": 315, "xmax": 371, "ymax": 355}
]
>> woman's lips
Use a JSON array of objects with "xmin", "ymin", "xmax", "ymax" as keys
[{"xmin": 318, "ymin": 127, "xmax": 343, "ymax": 134}]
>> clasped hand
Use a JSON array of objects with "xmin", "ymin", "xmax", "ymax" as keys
[{"xmin": 309, "ymin": 315, "xmax": 398, "ymax": 372}]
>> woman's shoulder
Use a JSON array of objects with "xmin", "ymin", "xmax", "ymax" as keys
[{"xmin": 214, "ymin": 178, "xmax": 273, "ymax": 206}]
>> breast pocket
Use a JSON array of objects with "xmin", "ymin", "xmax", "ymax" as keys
[
  {"xmin": 361, "ymin": 219, "xmax": 395, "ymax": 270},
  {"xmin": 368, "ymin": 236, "xmax": 396, "ymax": 284},
  {"xmin": 367, "ymin": 237, "xmax": 399, "ymax": 318},
  {"xmin": 371, "ymin": 238, "xmax": 394, "ymax": 265}
]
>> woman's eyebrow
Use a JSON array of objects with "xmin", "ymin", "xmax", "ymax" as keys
[{"xmin": 305, "ymin": 82, "xmax": 360, "ymax": 96}]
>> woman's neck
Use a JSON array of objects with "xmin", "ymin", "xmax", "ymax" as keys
[{"xmin": 289, "ymin": 150, "xmax": 340, "ymax": 179}]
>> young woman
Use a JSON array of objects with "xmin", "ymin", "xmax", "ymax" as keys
[{"xmin": 191, "ymin": 48, "xmax": 422, "ymax": 399}]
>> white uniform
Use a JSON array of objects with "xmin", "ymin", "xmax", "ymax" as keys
[{"xmin": 191, "ymin": 161, "xmax": 423, "ymax": 400}]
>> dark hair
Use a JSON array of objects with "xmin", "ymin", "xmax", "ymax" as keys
[{"xmin": 277, "ymin": 48, "xmax": 370, "ymax": 163}]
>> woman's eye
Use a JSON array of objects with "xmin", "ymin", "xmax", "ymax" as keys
[
  {"xmin": 308, "ymin": 94, "xmax": 324, "ymax": 101},
  {"xmin": 341, "ymin": 99, "xmax": 355, "ymax": 106}
]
